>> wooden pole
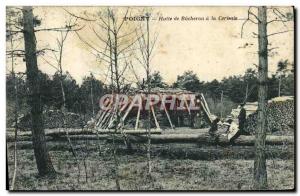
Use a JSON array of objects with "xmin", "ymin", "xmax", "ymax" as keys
[
  {"xmin": 135, "ymin": 96, "xmax": 142, "ymax": 130},
  {"xmin": 164, "ymin": 104, "xmax": 174, "ymax": 130},
  {"xmin": 160, "ymin": 95, "xmax": 174, "ymax": 130},
  {"xmin": 151, "ymin": 105, "xmax": 160, "ymax": 130}
]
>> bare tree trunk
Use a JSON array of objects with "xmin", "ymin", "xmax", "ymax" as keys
[
  {"xmin": 112, "ymin": 131, "xmax": 120, "ymax": 190},
  {"xmin": 76, "ymin": 8, "xmax": 135, "ymax": 189},
  {"xmin": 22, "ymin": 6, "xmax": 56, "ymax": 176},
  {"xmin": 278, "ymin": 74, "xmax": 281, "ymax": 97},
  {"xmin": 10, "ymin": 33, "xmax": 18, "ymax": 190},
  {"xmin": 57, "ymin": 30, "xmax": 82, "ymax": 183},
  {"xmin": 112, "ymin": 13, "xmax": 121, "ymax": 191},
  {"xmin": 254, "ymin": 6, "xmax": 268, "ymax": 190},
  {"xmin": 145, "ymin": 14, "xmax": 152, "ymax": 175},
  {"xmin": 90, "ymin": 78, "xmax": 95, "ymax": 116}
]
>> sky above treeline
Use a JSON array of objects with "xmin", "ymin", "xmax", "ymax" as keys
[{"xmin": 6, "ymin": 6, "xmax": 294, "ymax": 84}]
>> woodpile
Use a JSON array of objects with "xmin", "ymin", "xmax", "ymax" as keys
[
  {"xmin": 17, "ymin": 110, "xmax": 85, "ymax": 130},
  {"xmin": 245, "ymin": 99, "xmax": 294, "ymax": 134}
]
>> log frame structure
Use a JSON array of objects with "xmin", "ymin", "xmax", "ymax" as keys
[{"xmin": 93, "ymin": 88, "xmax": 214, "ymax": 132}]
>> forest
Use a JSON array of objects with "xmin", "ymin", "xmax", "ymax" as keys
[{"xmin": 7, "ymin": 64, "xmax": 294, "ymax": 121}]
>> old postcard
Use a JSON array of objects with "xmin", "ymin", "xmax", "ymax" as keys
[{"xmin": 6, "ymin": 6, "xmax": 295, "ymax": 191}]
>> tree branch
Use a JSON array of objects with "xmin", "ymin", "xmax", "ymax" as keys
[
  {"xmin": 241, "ymin": 7, "xmax": 259, "ymax": 38},
  {"xmin": 116, "ymin": 8, "xmax": 129, "ymax": 34},
  {"xmin": 267, "ymin": 30, "xmax": 293, "ymax": 37},
  {"xmin": 75, "ymin": 31, "xmax": 112, "ymax": 61},
  {"xmin": 63, "ymin": 8, "xmax": 96, "ymax": 22},
  {"xmin": 35, "ymin": 25, "xmax": 84, "ymax": 32}
]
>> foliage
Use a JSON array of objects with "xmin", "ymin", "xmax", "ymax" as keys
[
  {"xmin": 149, "ymin": 71, "xmax": 167, "ymax": 88},
  {"xmin": 6, "ymin": 60, "xmax": 294, "ymax": 120},
  {"xmin": 79, "ymin": 74, "xmax": 107, "ymax": 115},
  {"xmin": 172, "ymin": 70, "xmax": 204, "ymax": 92},
  {"xmin": 6, "ymin": 71, "xmax": 107, "ymax": 119}
]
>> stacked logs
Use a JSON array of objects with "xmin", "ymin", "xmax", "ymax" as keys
[
  {"xmin": 17, "ymin": 110, "xmax": 85, "ymax": 130},
  {"xmin": 245, "ymin": 99, "xmax": 294, "ymax": 134}
]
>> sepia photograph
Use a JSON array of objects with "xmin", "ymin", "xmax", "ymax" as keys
[{"xmin": 5, "ymin": 6, "xmax": 295, "ymax": 191}]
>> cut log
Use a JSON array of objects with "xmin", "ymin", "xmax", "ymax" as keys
[
  {"xmin": 7, "ymin": 133, "xmax": 294, "ymax": 146},
  {"xmin": 235, "ymin": 135, "xmax": 294, "ymax": 145},
  {"xmin": 6, "ymin": 128, "xmax": 293, "ymax": 146},
  {"xmin": 107, "ymin": 133, "xmax": 294, "ymax": 145},
  {"xmin": 6, "ymin": 128, "xmax": 162, "ymax": 138}
]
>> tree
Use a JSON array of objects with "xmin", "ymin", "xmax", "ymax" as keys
[
  {"xmin": 241, "ymin": 6, "xmax": 294, "ymax": 189},
  {"xmin": 6, "ymin": 74, "xmax": 27, "ymax": 105},
  {"xmin": 34, "ymin": 12, "xmax": 83, "ymax": 181},
  {"xmin": 253, "ymin": 6, "xmax": 268, "ymax": 189},
  {"xmin": 243, "ymin": 68, "xmax": 258, "ymax": 102},
  {"xmin": 173, "ymin": 70, "xmax": 202, "ymax": 92},
  {"xmin": 204, "ymin": 79, "xmax": 220, "ymax": 101},
  {"xmin": 219, "ymin": 75, "xmax": 244, "ymax": 103},
  {"xmin": 149, "ymin": 71, "xmax": 167, "ymax": 88},
  {"xmin": 80, "ymin": 74, "xmax": 106, "ymax": 115},
  {"xmin": 51, "ymin": 71, "xmax": 80, "ymax": 112},
  {"xmin": 22, "ymin": 6, "xmax": 56, "ymax": 176},
  {"xmin": 38, "ymin": 71, "xmax": 54, "ymax": 108},
  {"xmin": 280, "ymin": 73, "xmax": 294, "ymax": 96},
  {"xmin": 268, "ymin": 60, "xmax": 294, "ymax": 99},
  {"xmin": 6, "ymin": 8, "xmax": 21, "ymax": 189},
  {"xmin": 130, "ymin": 10, "xmax": 160, "ymax": 174},
  {"xmin": 75, "ymin": 7, "xmax": 142, "ymax": 190},
  {"xmin": 276, "ymin": 59, "xmax": 288, "ymax": 97},
  {"xmin": 144, "ymin": 13, "xmax": 152, "ymax": 175}
]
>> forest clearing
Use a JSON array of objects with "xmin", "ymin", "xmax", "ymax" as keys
[{"xmin": 6, "ymin": 6, "xmax": 295, "ymax": 191}]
